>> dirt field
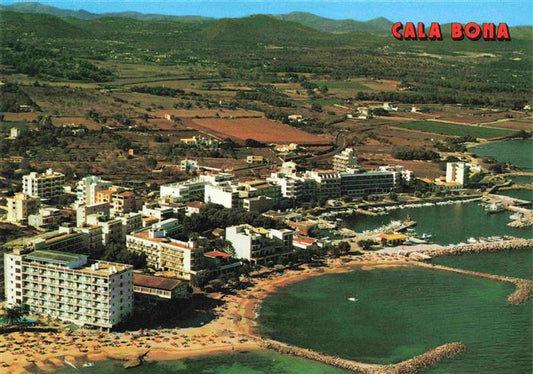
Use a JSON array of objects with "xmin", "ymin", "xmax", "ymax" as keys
[
  {"xmin": 479, "ymin": 119, "xmax": 532, "ymax": 131},
  {"xmin": 152, "ymin": 108, "xmax": 263, "ymax": 118},
  {"xmin": 52, "ymin": 116, "xmax": 101, "ymax": 130},
  {"xmin": 189, "ymin": 118, "xmax": 332, "ymax": 145},
  {"xmin": 1, "ymin": 112, "xmax": 40, "ymax": 122}
]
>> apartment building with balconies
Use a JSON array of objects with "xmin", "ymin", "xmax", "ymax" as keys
[
  {"xmin": 4, "ymin": 249, "xmax": 133, "ymax": 329},
  {"xmin": 22, "ymin": 169, "xmax": 65, "ymax": 199}
]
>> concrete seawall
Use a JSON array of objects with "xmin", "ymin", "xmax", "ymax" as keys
[{"xmin": 259, "ymin": 339, "xmax": 466, "ymax": 374}]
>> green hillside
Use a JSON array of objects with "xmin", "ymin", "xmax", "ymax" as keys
[
  {"xmin": 196, "ymin": 15, "xmax": 333, "ymax": 45},
  {"xmin": 0, "ymin": 10, "xmax": 92, "ymax": 38},
  {"xmin": 275, "ymin": 12, "xmax": 392, "ymax": 34}
]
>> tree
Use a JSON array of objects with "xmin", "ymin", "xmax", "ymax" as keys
[
  {"xmin": 311, "ymin": 102, "xmax": 323, "ymax": 112},
  {"xmin": 372, "ymin": 108, "xmax": 389, "ymax": 116},
  {"xmin": 3, "ymin": 306, "xmax": 23, "ymax": 325},
  {"xmin": 191, "ymin": 270, "xmax": 209, "ymax": 289},
  {"xmin": 337, "ymin": 241, "xmax": 351, "ymax": 255},
  {"xmin": 357, "ymin": 239, "xmax": 377, "ymax": 250}
]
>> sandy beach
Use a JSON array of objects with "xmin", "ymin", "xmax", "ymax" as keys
[
  {"xmin": 3, "ymin": 242, "xmax": 530, "ymax": 373},
  {"xmin": 0, "ymin": 253, "xmax": 414, "ymax": 373}
]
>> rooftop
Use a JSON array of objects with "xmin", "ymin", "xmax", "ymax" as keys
[
  {"xmin": 133, "ymin": 273, "xmax": 184, "ymax": 291},
  {"xmin": 25, "ymin": 250, "xmax": 86, "ymax": 266},
  {"xmin": 204, "ymin": 250, "xmax": 232, "ymax": 259},
  {"xmin": 378, "ymin": 233, "xmax": 409, "ymax": 241},
  {"xmin": 134, "ymin": 231, "xmax": 197, "ymax": 251}
]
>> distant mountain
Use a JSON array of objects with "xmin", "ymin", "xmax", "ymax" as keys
[
  {"xmin": 0, "ymin": 2, "xmax": 393, "ymax": 32},
  {"xmin": 196, "ymin": 15, "xmax": 331, "ymax": 44},
  {"xmin": 0, "ymin": 2, "xmax": 213, "ymax": 22},
  {"xmin": 275, "ymin": 12, "xmax": 393, "ymax": 34},
  {"xmin": 0, "ymin": 10, "xmax": 92, "ymax": 38},
  {"xmin": 0, "ymin": 2, "xmax": 98, "ymax": 20}
]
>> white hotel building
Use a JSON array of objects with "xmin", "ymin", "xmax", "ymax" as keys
[
  {"xmin": 22, "ymin": 169, "xmax": 65, "ymax": 199},
  {"xmin": 5, "ymin": 249, "xmax": 133, "ymax": 329}
]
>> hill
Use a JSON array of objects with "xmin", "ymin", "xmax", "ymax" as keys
[
  {"xmin": 195, "ymin": 15, "xmax": 332, "ymax": 45},
  {"xmin": 275, "ymin": 12, "xmax": 393, "ymax": 34},
  {"xmin": 0, "ymin": 10, "xmax": 92, "ymax": 38}
]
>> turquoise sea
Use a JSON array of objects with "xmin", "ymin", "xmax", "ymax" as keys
[
  {"xmin": 343, "ymin": 201, "xmax": 533, "ymax": 245},
  {"xmin": 471, "ymin": 139, "xmax": 533, "ymax": 171},
  {"xmin": 259, "ymin": 258, "xmax": 532, "ymax": 373},
  {"xmin": 55, "ymin": 350, "xmax": 350, "ymax": 373}
]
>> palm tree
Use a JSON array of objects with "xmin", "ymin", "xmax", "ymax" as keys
[{"xmin": 3, "ymin": 307, "xmax": 23, "ymax": 326}]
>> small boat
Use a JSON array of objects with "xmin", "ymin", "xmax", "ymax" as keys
[
  {"xmin": 485, "ymin": 203, "xmax": 504, "ymax": 214},
  {"xmin": 467, "ymin": 237, "xmax": 478, "ymax": 244},
  {"xmin": 83, "ymin": 362, "xmax": 94, "ymax": 367},
  {"xmin": 510, "ymin": 213, "xmax": 522, "ymax": 220},
  {"xmin": 348, "ymin": 297, "xmax": 357, "ymax": 302},
  {"xmin": 64, "ymin": 359, "xmax": 77, "ymax": 370}
]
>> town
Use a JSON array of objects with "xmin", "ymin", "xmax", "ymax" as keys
[
  {"xmin": 0, "ymin": 2, "xmax": 531, "ymax": 373},
  {"xmin": 1, "ymin": 133, "xmax": 529, "ymax": 331}
]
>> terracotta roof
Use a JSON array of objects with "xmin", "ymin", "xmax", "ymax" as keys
[
  {"xmin": 133, "ymin": 274, "xmax": 183, "ymax": 291},
  {"xmin": 185, "ymin": 201, "xmax": 206, "ymax": 209},
  {"xmin": 96, "ymin": 189, "xmax": 115, "ymax": 195},
  {"xmin": 204, "ymin": 250, "xmax": 231, "ymax": 259},
  {"xmin": 117, "ymin": 191, "xmax": 134, "ymax": 197},
  {"xmin": 293, "ymin": 236, "xmax": 317, "ymax": 245}
]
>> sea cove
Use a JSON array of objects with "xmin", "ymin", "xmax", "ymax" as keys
[{"xmin": 259, "ymin": 262, "xmax": 532, "ymax": 373}]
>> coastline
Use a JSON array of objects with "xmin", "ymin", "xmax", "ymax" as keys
[
  {"xmin": 2, "ymin": 242, "xmax": 532, "ymax": 373},
  {"xmin": 0, "ymin": 255, "xmax": 415, "ymax": 374}
]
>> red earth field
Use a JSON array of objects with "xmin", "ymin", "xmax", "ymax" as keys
[{"xmin": 189, "ymin": 118, "xmax": 332, "ymax": 145}]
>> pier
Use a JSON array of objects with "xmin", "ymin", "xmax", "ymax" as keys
[{"xmin": 483, "ymin": 194, "xmax": 532, "ymax": 227}]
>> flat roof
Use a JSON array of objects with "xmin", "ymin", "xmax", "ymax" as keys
[
  {"xmin": 25, "ymin": 250, "xmax": 86, "ymax": 266},
  {"xmin": 204, "ymin": 250, "xmax": 231, "ymax": 259},
  {"xmin": 134, "ymin": 231, "xmax": 196, "ymax": 250},
  {"xmin": 133, "ymin": 274, "xmax": 184, "ymax": 291},
  {"xmin": 378, "ymin": 233, "xmax": 409, "ymax": 240}
]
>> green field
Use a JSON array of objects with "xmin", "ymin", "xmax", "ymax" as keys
[
  {"xmin": 319, "ymin": 81, "xmax": 370, "ymax": 90},
  {"xmin": 391, "ymin": 120, "xmax": 514, "ymax": 138},
  {"xmin": 0, "ymin": 121, "xmax": 30, "ymax": 131}
]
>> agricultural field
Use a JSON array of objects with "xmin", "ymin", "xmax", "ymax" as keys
[
  {"xmin": 317, "ymin": 81, "xmax": 370, "ymax": 90},
  {"xmin": 479, "ymin": 119, "xmax": 533, "ymax": 131},
  {"xmin": 151, "ymin": 109, "xmax": 263, "ymax": 119},
  {"xmin": 190, "ymin": 118, "xmax": 332, "ymax": 145},
  {"xmin": 389, "ymin": 120, "xmax": 515, "ymax": 138}
]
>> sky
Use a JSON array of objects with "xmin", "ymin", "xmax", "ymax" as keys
[{"xmin": 0, "ymin": 0, "xmax": 531, "ymax": 26}]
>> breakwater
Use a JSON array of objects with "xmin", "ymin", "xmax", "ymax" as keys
[
  {"xmin": 416, "ymin": 239, "xmax": 533, "ymax": 305},
  {"xmin": 421, "ymin": 238, "xmax": 533, "ymax": 257},
  {"xmin": 259, "ymin": 339, "xmax": 466, "ymax": 374},
  {"xmin": 382, "ymin": 342, "xmax": 466, "ymax": 374},
  {"xmin": 415, "ymin": 262, "xmax": 533, "ymax": 305}
]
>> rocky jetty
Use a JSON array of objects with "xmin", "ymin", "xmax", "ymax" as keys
[
  {"xmin": 123, "ymin": 349, "xmax": 149, "ymax": 369},
  {"xmin": 417, "ymin": 263, "xmax": 533, "ymax": 305},
  {"xmin": 508, "ymin": 218, "xmax": 533, "ymax": 228},
  {"xmin": 259, "ymin": 339, "xmax": 465, "ymax": 374},
  {"xmin": 382, "ymin": 342, "xmax": 466, "ymax": 374},
  {"xmin": 423, "ymin": 238, "xmax": 533, "ymax": 257}
]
